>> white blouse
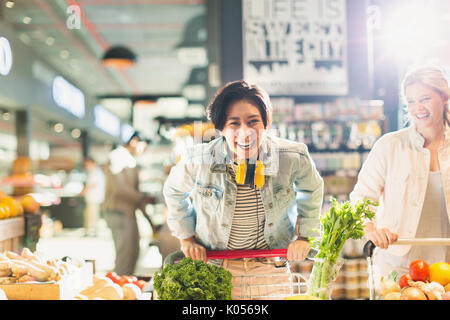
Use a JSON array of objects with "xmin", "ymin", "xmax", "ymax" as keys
[
  {"xmin": 372, "ymin": 171, "xmax": 450, "ymax": 279},
  {"xmin": 350, "ymin": 124, "xmax": 450, "ymax": 257}
]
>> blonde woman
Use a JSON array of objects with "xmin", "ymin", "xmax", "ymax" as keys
[{"xmin": 350, "ymin": 66, "xmax": 450, "ymax": 283}]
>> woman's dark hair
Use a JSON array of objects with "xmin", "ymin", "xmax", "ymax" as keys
[{"xmin": 206, "ymin": 80, "xmax": 272, "ymax": 130}]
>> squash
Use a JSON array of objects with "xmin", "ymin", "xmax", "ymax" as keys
[
  {"xmin": 90, "ymin": 283, "xmax": 123, "ymax": 300},
  {"xmin": 122, "ymin": 283, "xmax": 142, "ymax": 300},
  {"xmin": 80, "ymin": 277, "xmax": 111, "ymax": 296}
]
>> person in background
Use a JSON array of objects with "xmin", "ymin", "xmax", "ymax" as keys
[
  {"xmin": 81, "ymin": 157, "xmax": 105, "ymax": 237},
  {"xmin": 163, "ymin": 80, "xmax": 323, "ymax": 299},
  {"xmin": 102, "ymin": 131, "xmax": 157, "ymax": 275},
  {"xmin": 350, "ymin": 65, "xmax": 450, "ymax": 286}
]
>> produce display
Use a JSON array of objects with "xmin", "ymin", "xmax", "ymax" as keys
[
  {"xmin": 0, "ymin": 248, "xmax": 82, "ymax": 284},
  {"xmin": 0, "ymin": 191, "xmax": 40, "ymax": 219},
  {"xmin": 379, "ymin": 259, "xmax": 450, "ymax": 300},
  {"xmin": 307, "ymin": 197, "xmax": 377, "ymax": 300},
  {"xmin": 0, "ymin": 288, "xmax": 6, "ymax": 300},
  {"xmin": 105, "ymin": 271, "xmax": 147, "ymax": 291},
  {"xmin": 153, "ymin": 257, "xmax": 232, "ymax": 300},
  {"xmin": 74, "ymin": 272, "xmax": 148, "ymax": 300}
]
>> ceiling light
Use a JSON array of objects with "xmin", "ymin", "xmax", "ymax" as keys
[
  {"xmin": 102, "ymin": 46, "xmax": 137, "ymax": 69},
  {"xmin": 71, "ymin": 128, "xmax": 81, "ymax": 139},
  {"xmin": 46, "ymin": 37, "xmax": 55, "ymax": 46},
  {"xmin": 60, "ymin": 50, "xmax": 69, "ymax": 59},
  {"xmin": 54, "ymin": 123, "xmax": 64, "ymax": 133},
  {"xmin": 5, "ymin": 1, "xmax": 15, "ymax": 9},
  {"xmin": 23, "ymin": 16, "xmax": 32, "ymax": 24}
]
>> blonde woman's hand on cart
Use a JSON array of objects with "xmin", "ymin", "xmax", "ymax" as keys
[
  {"xmin": 363, "ymin": 222, "xmax": 398, "ymax": 249},
  {"xmin": 180, "ymin": 237, "xmax": 207, "ymax": 262},
  {"xmin": 287, "ymin": 238, "xmax": 311, "ymax": 261}
]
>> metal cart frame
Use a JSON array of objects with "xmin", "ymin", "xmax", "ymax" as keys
[{"xmin": 161, "ymin": 249, "xmax": 309, "ymax": 300}]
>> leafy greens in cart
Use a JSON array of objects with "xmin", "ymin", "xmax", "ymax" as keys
[
  {"xmin": 153, "ymin": 257, "xmax": 232, "ymax": 300},
  {"xmin": 307, "ymin": 197, "xmax": 377, "ymax": 299}
]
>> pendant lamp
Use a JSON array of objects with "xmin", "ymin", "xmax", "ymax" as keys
[{"xmin": 102, "ymin": 46, "xmax": 137, "ymax": 68}]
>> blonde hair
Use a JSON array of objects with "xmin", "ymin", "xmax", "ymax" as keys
[{"xmin": 401, "ymin": 65, "xmax": 450, "ymax": 126}]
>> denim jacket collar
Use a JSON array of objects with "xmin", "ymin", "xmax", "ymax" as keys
[{"xmin": 209, "ymin": 135, "xmax": 279, "ymax": 176}]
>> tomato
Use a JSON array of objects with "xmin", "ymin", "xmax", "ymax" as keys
[
  {"xmin": 135, "ymin": 280, "xmax": 147, "ymax": 291},
  {"xmin": 128, "ymin": 275, "xmax": 138, "ymax": 283},
  {"xmin": 118, "ymin": 275, "xmax": 134, "ymax": 287},
  {"xmin": 409, "ymin": 259, "xmax": 430, "ymax": 282},
  {"xmin": 399, "ymin": 273, "xmax": 411, "ymax": 289},
  {"xmin": 106, "ymin": 271, "xmax": 120, "ymax": 283}
]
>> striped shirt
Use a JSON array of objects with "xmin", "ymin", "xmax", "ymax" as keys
[{"xmin": 226, "ymin": 164, "xmax": 268, "ymax": 250}]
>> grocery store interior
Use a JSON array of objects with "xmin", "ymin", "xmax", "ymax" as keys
[{"xmin": 0, "ymin": 0, "xmax": 449, "ymax": 300}]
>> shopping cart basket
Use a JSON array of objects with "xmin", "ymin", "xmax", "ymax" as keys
[
  {"xmin": 363, "ymin": 237, "xmax": 450, "ymax": 300},
  {"xmin": 160, "ymin": 249, "xmax": 310, "ymax": 300}
]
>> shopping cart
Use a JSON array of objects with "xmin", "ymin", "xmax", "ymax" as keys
[
  {"xmin": 363, "ymin": 237, "xmax": 450, "ymax": 300},
  {"xmin": 159, "ymin": 249, "xmax": 310, "ymax": 300}
]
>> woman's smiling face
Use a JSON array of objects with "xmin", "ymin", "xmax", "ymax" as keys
[
  {"xmin": 405, "ymin": 82, "xmax": 446, "ymax": 129},
  {"xmin": 221, "ymin": 100, "xmax": 266, "ymax": 160}
]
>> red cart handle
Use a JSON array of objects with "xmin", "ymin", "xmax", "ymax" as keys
[{"xmin": 206, "ymin": 249, "xmax": 287, "ymax": 259}]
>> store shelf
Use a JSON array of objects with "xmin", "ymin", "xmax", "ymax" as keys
[
  {"xmin": 0, "ymin": 217, "xmax": 25, "ymax": 242},
  {"xmin": 0, "ymin": 216, "xmax": 25, "ymax": 252}
]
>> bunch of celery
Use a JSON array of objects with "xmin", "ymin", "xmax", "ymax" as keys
[{"xmin": 307, "ymin": 197, "xmax": 377, "ymax": 299}]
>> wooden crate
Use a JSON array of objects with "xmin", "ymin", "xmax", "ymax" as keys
[
  {"xmin": 0, "ymin": 217, "xmax": 25, "ymax": 252},
  {"xmin": 0, "ymin": 262, "xmax": 94, "ymax": 300}
]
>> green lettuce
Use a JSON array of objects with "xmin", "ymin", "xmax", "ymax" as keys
[{"xmin": 153, "ymin": 257, "xmax": 233, "ymax": 300}]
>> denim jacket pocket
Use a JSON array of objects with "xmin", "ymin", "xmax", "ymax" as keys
[
  {"xmin": 194, "ymin": 183, "xmax": 224, "ymax": 213},
  {"xmin": 273, "ymin": 186, "xmax": 295, "ymax": 212},
  {"xmin": 196, "ymin": 184, "xmax": 223, "ymax": 200}
]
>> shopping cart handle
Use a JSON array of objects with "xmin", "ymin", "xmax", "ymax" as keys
[
  {"xmin": 363, "ymin": 238, "xmax": 450, "ymax": 258},
  {"xmin": 206, "ymin": 249, "xmax": 288, "ymax": 260},
  {"xmin": 363, "ymin": 240, "xmax": 376, "ymax": 258}
]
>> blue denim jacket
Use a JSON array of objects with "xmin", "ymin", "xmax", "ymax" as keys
[{"xmin": 163, "ymin": 135, "xmax": 324, "ymax": 250}]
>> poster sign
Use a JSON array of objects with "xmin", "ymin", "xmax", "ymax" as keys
[{"xmin": 242, "ymin": 0, "xmax": 348, "ymax": 95}]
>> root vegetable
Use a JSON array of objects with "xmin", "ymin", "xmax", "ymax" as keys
[
  {"xmin": 408, "ymin": 280, "xmax": 445, "ymax": 300},
  {"xmin": 17, "ymin": 275, "xmax": 38, "ymax": 282},
  {"xmin": 0, "ymin": 261, "xmax": 10, "ymax": 272},
  {"xmin": 383, "ymin": 292, "xmax": 401, "ymax": 300},
  {"xmin": 400, "ymin": 287, "xmax": 427, "ymax": 300},
  {"xmin": 379, "ymin": 276, "xmax": 400, "ymax": 297},
  {"xmin": 0, "ymin": 269, "xmax": 11, "ymax": 277},
  {"xmin": 0, "ymin": 277, "xmax": 16, "ymax": 284},
  {"xmin": 90, "ymin": 283, "xmax": 123, "ymax": 300},
  {"xmin": 27, "ymin": 260, "xmax": 59, "ymax": 281},
  {"xmin": 20, "ymin": 248, "xmax": 40, "ymax": 263},
  {"xmin": 122, "ymin": 283, "xmax": 142, "ymax": 300},
  {"xmin": 445, "ymin": 283, "xmax": 450, "ymax": 292},
  {"xmin": 5, "ymin": 251, "xmax": 26, "ymax": 261},
  {"xmin": 80, "ymin": 277, "xmax": 113, "ymax": 297},
  {"xmin": 92, "ymin": 275, "xmax": 113, "ymax": 287},
  {"xmin": 10, "ymin": 259, "xmax": 51, "ymax": 282}
]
